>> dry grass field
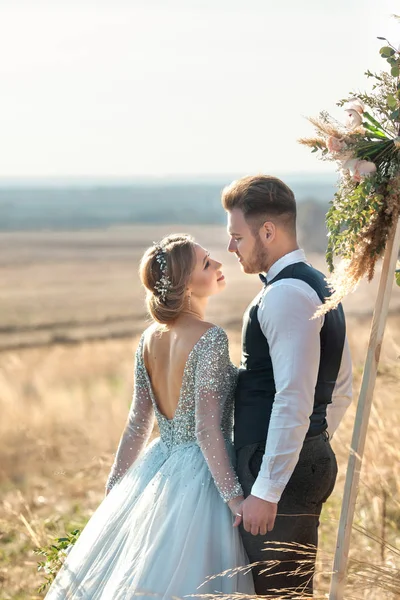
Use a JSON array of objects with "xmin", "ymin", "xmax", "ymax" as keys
[{"xmin": 1, "ymin": 225, "xmax": 400, "ymax": 599}]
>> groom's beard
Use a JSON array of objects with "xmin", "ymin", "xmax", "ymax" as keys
[{"xmin": 238, "ymin": 238, "xmax": 268, "ymax": 274}]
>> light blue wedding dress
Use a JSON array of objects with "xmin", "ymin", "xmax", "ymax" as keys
[{"xmin": 45, "ymin": 325, "xmax": 255, "ymax": 599}]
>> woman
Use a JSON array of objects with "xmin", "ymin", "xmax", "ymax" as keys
[{"xmin": 45, "ymin": 234, "xmax": 255, "ymax": 599}]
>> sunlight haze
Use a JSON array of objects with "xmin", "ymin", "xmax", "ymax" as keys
[{"xmin": 0, "ymin": 0, "xmax": 398, "ymax": 177}]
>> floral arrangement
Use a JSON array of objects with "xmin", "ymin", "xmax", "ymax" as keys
[{"xmin": 299, "ymin": 35, "xmax": 400, "ymax": 314}]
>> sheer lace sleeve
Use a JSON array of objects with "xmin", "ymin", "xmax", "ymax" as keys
[
  {"xmin": 194, "ymin": 327, "xmax": 243, "ymax": 503},
  {"xmin": 106, "ymin": 334, "xmax": 155, "ymax": 492}
]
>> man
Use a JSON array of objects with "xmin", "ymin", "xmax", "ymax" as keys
[{"xmin": 222, "ymin": 175, "xmax": 352, "ymax": 598}]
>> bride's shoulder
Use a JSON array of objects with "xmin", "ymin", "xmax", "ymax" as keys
[
  {"xmin": 190, "ymin": 320, "xmax": 223, "ymax": 336},
  {"xmin": 196, "ymin": 322, "xmax": 229, "ymax": 348},
  {"xmin": 194, "ymin": 325, "xmax": 234, "ymax": 371},
  {"xmin": 138, "ymin": 321, "xmax": 228, "ymax": 355},
  {"xmin": 137, "ymin": 323, "xmax": 160, "ymax": 350}
]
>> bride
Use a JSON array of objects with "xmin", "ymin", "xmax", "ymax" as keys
[{"xmin": 45, "ymin": 233, "xmax": 255, "ymax": 599}]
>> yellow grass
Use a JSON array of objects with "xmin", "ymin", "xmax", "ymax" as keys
[{"xmin": 1, "ymin": 226, "xmax": 400, "ymax": 599}]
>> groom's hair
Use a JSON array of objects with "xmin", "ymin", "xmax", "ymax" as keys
[{"xmin": 221, "ymin": 175, "xmax": 297, "ymax": 234}]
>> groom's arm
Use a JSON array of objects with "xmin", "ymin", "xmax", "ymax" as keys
[
  {"xmin": 241, "ymin": 280, "xmax": 322, "ymax": 534},
  {"xmin": 326, "ymin": 337, "xmax": 352, "ymax": 438}
]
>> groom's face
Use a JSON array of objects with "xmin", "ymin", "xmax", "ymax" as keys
[{"xmin": 227, "ymin": 208, "xmax": 267, "ymax": 274}]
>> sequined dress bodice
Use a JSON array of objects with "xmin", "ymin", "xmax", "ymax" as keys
[
  {"xmin": 141, "ymin": 327, "xmax": 238, "ymax": 450},
  {"xmin": 106, "ymin": 325, "xmax": 243, "ymax": 502}
]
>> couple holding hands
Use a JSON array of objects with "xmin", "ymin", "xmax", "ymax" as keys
[{"xmin": 45, "ymin": 175, "xmax": 352, "ymax": 600}]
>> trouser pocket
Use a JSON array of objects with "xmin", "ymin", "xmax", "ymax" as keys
[{"xmin": 287, "ymin": 435, "xmax": 338, "ymax": 509}]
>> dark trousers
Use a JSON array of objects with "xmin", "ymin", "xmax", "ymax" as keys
[{"xmin": 236, "ymin": 432, "xmax": 337, "ymax": 598}]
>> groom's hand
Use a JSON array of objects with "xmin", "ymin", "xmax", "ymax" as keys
[{"xmin": 242, "ymin": 495, "xmax": 277, "ymax": 536}]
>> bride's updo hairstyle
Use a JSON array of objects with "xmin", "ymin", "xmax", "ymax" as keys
[{"xmin": 139, "ymin": 234, "xmax": 197, "ymax": 325}]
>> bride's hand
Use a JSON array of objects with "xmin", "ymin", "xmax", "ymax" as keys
[{"xmin": 228, "ymin": 495, "xmax": 244, "ymax": 528}]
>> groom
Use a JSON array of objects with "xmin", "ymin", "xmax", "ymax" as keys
[{"xmin": 222, "ymin": 175, "xmax": 352, "ymax": 597}]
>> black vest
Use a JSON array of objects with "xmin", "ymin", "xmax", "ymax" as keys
[{"xmin": 234, "ymin": 261, "xmax": 346, "ymax": 450}]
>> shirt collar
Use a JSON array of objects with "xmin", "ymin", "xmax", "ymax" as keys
[{"xmin": 263, "ymin": 248, "xmax": 307, "ymax": 283}]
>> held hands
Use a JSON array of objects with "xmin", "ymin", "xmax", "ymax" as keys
[
  {"xmin": 241, "ymin": 494, "xmax": 277, "ymax": 536},
  {"xmin": 227, "ymin": 495, "xmax": 245, "ymax": 528}
]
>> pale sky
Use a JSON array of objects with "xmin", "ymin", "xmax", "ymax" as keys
[{"xmin": 0, "ymin": 0, "xmax": 398, "ymax": 178}]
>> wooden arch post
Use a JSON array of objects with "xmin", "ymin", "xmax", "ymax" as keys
[{"xmin": 329, "ymin": 216, "xmax": 400, "ymax": 599}]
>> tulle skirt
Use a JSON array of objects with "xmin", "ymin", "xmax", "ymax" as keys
[{"xmin": 45, "ymin": 438, "xmax": 255, "ymax": 599}]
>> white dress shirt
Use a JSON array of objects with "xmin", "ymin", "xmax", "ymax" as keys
[{"xmin": 250, "ymin": 249, "xmax": 352, "ymax": 504}]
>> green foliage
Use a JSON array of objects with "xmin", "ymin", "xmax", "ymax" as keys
[
  {"xmin": 380, "ymin": 46, "xmax": 396, "ymax": 57},
  {"xmin": 396, "ymin": 266, "xmax": 400, "ymax": 287},
  {"xmin": 380, "ymin": 44, "xmax": 400, "ymax": 80},
  {"xmin": 340, "ymin": 68, "xmax": 399, "ymax": 136},
  {"xmin": 362, "ymin": 111, "xmax": 392, "ymax": 141},
  {"xmin": 391, "ymin": 65, "xmax": 400, "ymax": 78},
  {"xmin": 354, "ymin": 139, "xmax": 399, "ymax": 177},
  {"xmin": 34, "ymin": 528, "xmax": 81, "ymax": 593},
  {"xmin": 325, "ymin": 176, "xmax": 386, "ymax": 271}
]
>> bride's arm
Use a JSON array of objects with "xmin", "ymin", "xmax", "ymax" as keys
[
  {"xmin": 105, "ymin": 335, "xmax": 155, "ymax": 494},
  {"xmin": 194, "ymin": 328, "xmax": 243, "ymax": 511}
]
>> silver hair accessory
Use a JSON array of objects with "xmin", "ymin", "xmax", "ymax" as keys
[{"xmin": 153, "ymin": 242, "xmax": 172, "ymax": 302}]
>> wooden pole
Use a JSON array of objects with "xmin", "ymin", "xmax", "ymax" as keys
[{"xmin": 329, "ymin": 216, "xmax": 400, "ymax": 600}]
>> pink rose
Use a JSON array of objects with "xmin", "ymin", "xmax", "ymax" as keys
[
  {"xmin": 327, "ymin": 136, "xmax": 345, "ymax": 153},
  {"xmin": 345, "ymin": 109, "xmax": 363, "ymax": 130},
  {"xmin": 342, "ymin": 158, "xmax": 376, "ymax": 181},
  {"xmin": 342, "ymin": 158, "xmax": 359, "ymax": 175},
  {"xmin": 354, "ymin": 160, "xmax": 376, "ymax": 180},
  {"xmin": 344, "ymin": 98, "xmax": 365, "ymax": 115}
]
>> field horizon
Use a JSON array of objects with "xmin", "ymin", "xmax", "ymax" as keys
[{"xmin": 0, "ymin": 174, "xmax": 336, "ymax": 234}]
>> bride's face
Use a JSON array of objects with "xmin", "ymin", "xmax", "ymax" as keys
[{"xmin": 188, "ymin": 244, "xmax": 226, "ymax": 299}]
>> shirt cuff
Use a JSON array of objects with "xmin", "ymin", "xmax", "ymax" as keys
[{"xmin": 251, "ymin": 476, "xmax": 285, "ymax": 504}]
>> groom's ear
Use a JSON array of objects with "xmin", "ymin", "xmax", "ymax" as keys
[{"xmin": 262, "ymin": 221, "xmax": 275, "ymax": 243}]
